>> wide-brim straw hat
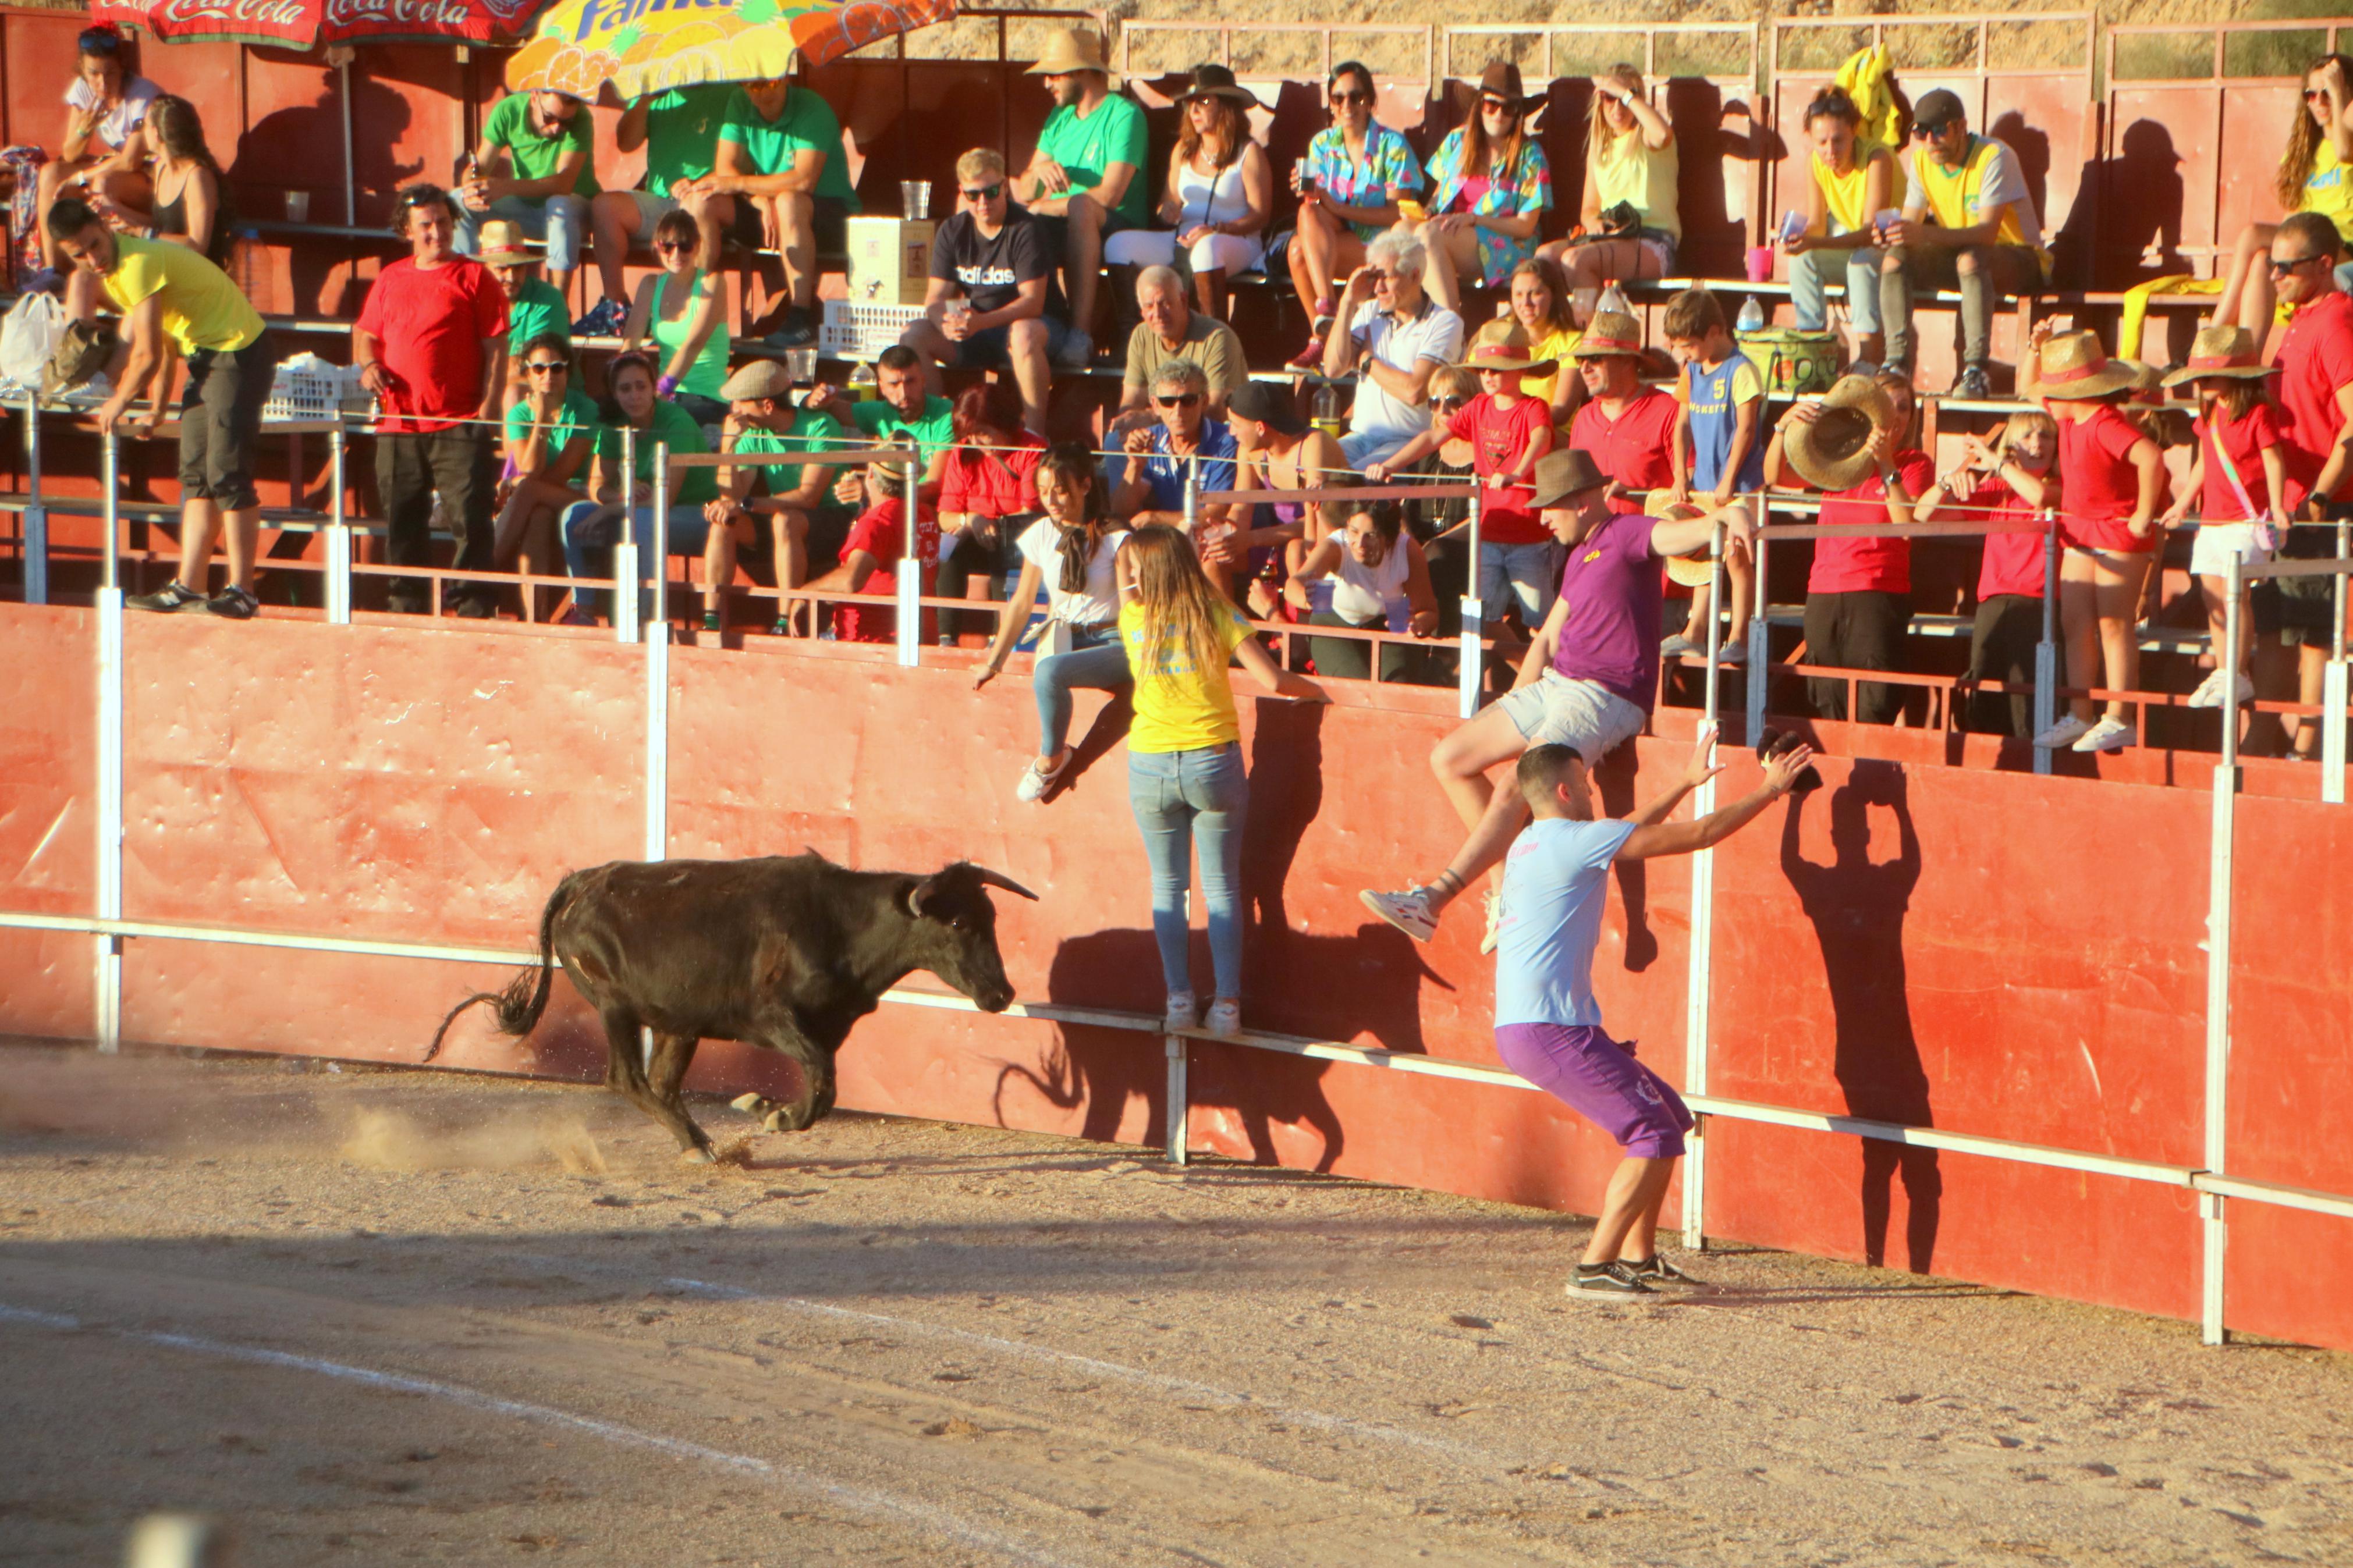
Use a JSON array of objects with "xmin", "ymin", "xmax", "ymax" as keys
[
  {"xmin": 478, "ymin": 218, "xmax": 535, "ymax": 267},
  {"xmin": 1460, "ymin": 318, "xmax": 1556, "ymax": 375},
  {"xmin": 1785, "ymin": 374, "xmax": 1896, "ymax": 492},
  {"xmin": 1026, "ymin": 27, "xmax": 1117, "ymax": 81},
  {"xmin": 1569, "ymin": 310, "xmax": 1644, "ymax": 359},
  {"xmin": 1525, "ymin": 447, "xmax": 1610, "ymax": 511},
  {"xmin": 1178, "ymin": 62, "xmax": 1258, "ymax": 108},
  {"xmin": 1474, "ymin": 61, "xmax": 1543, "ymax": 116},
  {"xmin": 2161, "ymin": 324, "xmax": 2280, "ymax": 387},
  {"xmin": 1643, "ymin": 489, "xmax": 1718, "ymax": 586},
  {"xmin": 2037, "ymin": 329, "xmax": 2141, "ymax": 400}
]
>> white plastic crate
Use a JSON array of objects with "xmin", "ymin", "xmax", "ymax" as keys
[
  {"xmin": 819, "ymin": 299, "xmax": 925, "ymax": 361},
  {"xmin": 261, "ymin": 358, "xmax": 374, "ymax": 424}
]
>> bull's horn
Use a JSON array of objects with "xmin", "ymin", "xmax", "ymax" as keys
[{"xmin": 968, "ymin": 865, "xmax": 1039, "ymax": 901}]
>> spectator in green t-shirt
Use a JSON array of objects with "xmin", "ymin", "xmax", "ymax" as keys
[
  {"xmin": 456, "ymin": 90, "xmax": 596, "ymax": 296},
  {"xmin": 577, "ymin": 84, "xmax": 732, "ymax": 339},
  {"xmin": 494, "ymin": 331, "xmax": 596, "ymax": 616},
  {"xmin": 555, "ymin": 351, "xmax": 716, "ymax": 625},
  {"xmin": 810, "ymin": 344, "xmax": 953, "ymax": 507},
  {"xmin": 1013, "ymin": 27, "xmax": 1148, "ymax": 369},
  {"xmin": 478, "ymin": 219, "xmax": 570, "ymax": 406},
  {"xmin": 702, "ymin": 359, "xmax": 853, "ymax": 635},
  {"xmin": 677, "ymin": 74, "xmax": 860, "ymax": 352}
]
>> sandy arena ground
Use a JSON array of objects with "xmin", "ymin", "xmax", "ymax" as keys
[{"xmin": 1, "ymin": 1043, "xmax": 2348, "ymax": 1567}]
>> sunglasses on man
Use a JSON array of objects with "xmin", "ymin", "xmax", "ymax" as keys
[
  {"xmin": 1912, "ymin": 119, "xmax": 1957, "ymax": 140},
  {"xmin": 1154, "ymin": 392, "xmax": 1203, "ymax": 408},
  {"xmin": 962, "ymin": 183, "xmax": 1005, "ymax": 203},
  {"xmin": 2269, "ymin": 253, "xmax": 2324, "ymax": 277}
]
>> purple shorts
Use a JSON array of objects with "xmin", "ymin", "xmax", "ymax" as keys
[{"xmin": 1495, "ymin": 1021, "xmax": 1694, "ymax": 1158}]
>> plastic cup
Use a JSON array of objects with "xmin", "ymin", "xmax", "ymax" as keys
[
  {"xmin": 900, "ymin": 180, "xmax": 931, "ymax": 221},
  {"xmin": 285, "ymin": 190, "xmax": 311, "ymax": 223},
  {"xmin": 1779, "ymin": 209, "xmax": 1805, "ymax": 243},
  {"xmin": 1874, "ymin": 207, "xmax": 1903, "ymax": 240},
  {"xmin": 786, "ymin": 347, "xmax": 817, "ymax": 383},
  {"xmin": 1745, "ymin": 245, "xmax": 1773, "ymax": 283}
]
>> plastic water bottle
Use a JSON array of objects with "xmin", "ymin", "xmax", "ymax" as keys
[
  {"xmin": 1736, "ymin": 296, "xmax": 1765, "ymax": 335},
  {"xmin": 1596, "ymin": 283, "xmax": 1630, "ymax": 317},
  {"xmin": 849, "ymin": 363, "xmax": 878, "ymax": 403}
]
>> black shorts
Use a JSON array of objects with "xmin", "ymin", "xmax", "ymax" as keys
[
  {"xmin": 2257, "ymin": 517, "xmax": 2351, "ymax": 647},
  {"xmin": 178, "ymin": 330, "xmax": 281, "ymax": 513},
  {"xmin": 725, "ymin": 193, "xmax": 850, "ymax": 253}
]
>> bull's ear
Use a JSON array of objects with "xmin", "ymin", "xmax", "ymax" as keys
[
  {"xmin": 967, "ymin": 865, "xmax": 1039, "ymax": 902},
  {"xmin": 903, "ymin": 876, "xmax": 938, "ymax": 919}
]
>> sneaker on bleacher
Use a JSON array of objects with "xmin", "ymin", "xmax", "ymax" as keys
[
  {"xmin": 572, "ymin": 298, "xmax": 628, "ymax": 338},
  {"xmin": 1054, "ymin": 328, "xmax": 1093, "ymax": 370}
]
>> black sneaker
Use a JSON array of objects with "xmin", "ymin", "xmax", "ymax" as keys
[
  {"xmin": 203, "ymin": 585, "xmax": 258, "ymax": 620},
  {"xmin": 762, "ymin": 308, "xmax": 815, "ymax": 350},
  {"xmin": 128, "ymin": 581, "xmax": 207, "ymax": 613},
  {"xmin": 455, "ymin": 595, "xmax": 495, "ymax": 620},
  {"xmin": 1626, "ymin": 1254, "xmax": 1706, "ymax": 1290},
  {"xmin": 1564, "ymin": 1261, "xmax": 1656, "ymax": 1299}
]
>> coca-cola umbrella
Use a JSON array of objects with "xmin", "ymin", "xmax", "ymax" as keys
[{"xmin": 87, "ymin": 0, "xmax": 556, "ymax": 221}]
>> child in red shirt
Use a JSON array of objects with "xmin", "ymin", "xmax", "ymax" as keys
[
  {"xmin": 835, "ymin": 463, "xmax": 941, "ymax": 645},
  {"xmin": 1917, "ymin": 410, "xmax": 2057, "ymax": 738},
  {"xmin": 2160, "ymin": 325, "xmax": 2291, "ymax": 713},
  {"xmin": 1367, "ymin": 320, "xmax": 1556, "ymax": 632},
  {"xmin": 2025, "ymin": 325, "xmax": 2166, "ymax": 755}
]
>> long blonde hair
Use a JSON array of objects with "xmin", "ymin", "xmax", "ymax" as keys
[
  {"xmin": 1126, "ymin": 525, "xmax": 1233, "ymax": 684},
  {"xmin": 1585, "ymin": 63, "xmax": 1644, "ymax": 172},
  {"xmin": 2279, "ymin": 54, "xmax": 2353, "ymax": 211},
  {"xmin": 1993, "ymin": 407, "xmax": 2056, "ymax": 462}
]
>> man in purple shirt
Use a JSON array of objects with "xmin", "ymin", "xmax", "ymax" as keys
[{"xmin": 1363, "ymin": 448, "xmax": 1755, "ymax": 950}]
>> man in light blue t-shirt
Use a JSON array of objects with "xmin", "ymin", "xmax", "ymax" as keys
[{"xmin": 1492, "ymin": 725, "xmax": 1811, "ymax": 1300}]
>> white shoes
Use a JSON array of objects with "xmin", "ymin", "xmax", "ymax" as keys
[
  {"xmin": 1478, "ymin": 887, "xmax": 1504, "ymax": 957},
  {"xmin": 1204, "ymin": 999, "xmax": 1242, "ymax": 1037},
  {"xmin": 1163, "ymin": 990, "xmax": 1199, "ymax": 1030},
  {"xmin": 2073, "ymin": 716, "xmax": 2134, "ymax": 753},
  {"xmin": 2185, "ymin": 669, "xmax": 2253, "ymax": 709},
  {"xmin": 1361, "ymin": 886, "xmax": 1439, "ymax": 943},
  {"xmin": 1015, "ymin": 751, "xmax": 1070, "ymax": 803},
  {"xmin": 2032, "ymin": 714, "xmax": 2093, "ymax": 749}
]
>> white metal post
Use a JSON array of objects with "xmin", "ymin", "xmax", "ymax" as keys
[
  {"xmin": 895, "ymin": 453, "xmax": 921, "ymax": 667},
  {"xmin": 645, "ymin": 444, "xmax": 670, "ymax": 863},
  {"xmin": 1165, "ymin": 1036, "xmax": 1188, "ymax": 1165},
  {"xmin": 21, "ymin": 393, "xmax": 45, "ymax": 605},
  {"xmin": 94, "ymin": 433, "xmax": 123, "ymax": 1052},
  {"xmin": 2324, "ymin": 524, "xmax": 2347, "ymax": 803},
  {"xmin": 2033, "ymin": 515, "xmax": 2060, "ymax": 776},
  {"xmin": 1745, "ymin": 518, "xmax": 1769, "ymax": 741},
  {"xmin": 613, "ymin": 425, "xmax": 640, "ymax": 644},
  {"xmin": 2202, "ymin": 557, "xmax": 2242, "ymax": 1346},
  {"xmin": 1457, "ymin": 491, "xmax": 1484, "ymax": 720},
  {"xmin": 1683, "ymin": 522, "xmax": 1725, "ymax": 1248},
  {"xmin": 325, "ymin": 424, "xmax": 352, "ymax": 624}
]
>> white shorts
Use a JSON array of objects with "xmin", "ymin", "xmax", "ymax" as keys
[
  {"xmin": 2189, "ymin": 519, "xmax": 2273, "ymax": 577},
  {"xmin": 1496, "ymin": 669, "xmax": 1648, "ymax": 760},
  {"xmin": 1103, "ymin": 227, "xmax": 1266, "ymax": 278}
]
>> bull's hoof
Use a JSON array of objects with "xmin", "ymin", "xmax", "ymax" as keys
[
  {"xmin": 730, "ymin": 1093, "xmax": 770, "ymax": 1116},
  {"xmin": 677, "ymin": 1146, "xmax": 715, "ymax": 1166}
]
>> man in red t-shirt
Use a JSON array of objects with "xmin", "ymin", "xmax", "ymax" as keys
[
  {"xmin": 1567, "ymin": 312, "xmax": 1678, "ymax": 515},
  {"xmin": 2263, "ymin": 213, "xmax": 2353, "ymax": 755},
  {"xmin": 1764, "ymin": 379, "xmax": 1932, "ymax": 726},
  {"xmin": 354, "ymin": 183, "xmax": 510, "ymax": 617}
]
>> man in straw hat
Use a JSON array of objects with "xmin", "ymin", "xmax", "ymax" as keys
[
  {"xmin": 1762, "ymin": 372, "xmax": 1932, "ymax": 726},
  {"xmin": 1362, "ymin": 449, "xmax": 1756, "ymax": 950},
  {"xmin": 2160, "ymin": 323, "xmax": 2287, "ymax": 712},
  {"xmin": 1367, "ymin": 319, "xmax": 1560, "ymax": 630},
  {"xmin": 1567, "ymin": 310, "xmax": 1677, "ymax": 514},
  {"xmin": 1013, "ymin": 26, "xmax": 1147, "ymax": 369},
  {"xmin": 1495, "ymin": 722, "xmax": 1813, "ymax": 1298},
  {"xmin": 1322, "ymin": 227, "xmax": 1465, "ymax": 469},
  {"xmin": 477, "ymin": 218, "xmax": 569, "ymax": 401}
]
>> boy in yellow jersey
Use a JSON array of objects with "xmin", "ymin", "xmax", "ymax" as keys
[{"xmin": 1879, "ymin": 90, "xmax": 2047, "ymax": 400}]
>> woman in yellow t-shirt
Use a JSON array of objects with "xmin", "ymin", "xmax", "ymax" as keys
[
  {"xmin": 1784, "ymin": 86, "xmax": 1896, "ymax": 371},
  {"xmin": 1116, "ymin": 525, "xmax": 1325, "ymax": 1037},
  {"xmin": 1537, "ymin": 66, "xmax": 1681, "ymax": 319},
  {"xmin": 2210, "ymin": 52, "xmax": 2353, "ymax": 336},
  {"xmin": 1505, "ymin": 255, "xmax": 1584, "ymax": 429}
]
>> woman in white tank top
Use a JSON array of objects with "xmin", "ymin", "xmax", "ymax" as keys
[
  {"xmin": 1286, "ymin": 499, "xmax": 1441, "ymax": 685},
  {"xmin": 1105, "ymin": 64, "xmax": 1270, "ymax": 318}
]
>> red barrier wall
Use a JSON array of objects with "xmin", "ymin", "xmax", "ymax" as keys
[{"xmin": 3, "ymin": 610, "xmax": 2349, "ymax": 1350}]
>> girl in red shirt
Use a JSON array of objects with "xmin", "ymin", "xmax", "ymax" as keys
[
  {"xmin": 1916, "ymin": 410, "xmax": 2057, "ymax": 739},
  {"xmin": 2160, "ymin": 326, "xmax": 2290, "ymax": 714},
  {"xmin": 2024, "ymin": 325, "xmax": 2166, "ymax": 755}
]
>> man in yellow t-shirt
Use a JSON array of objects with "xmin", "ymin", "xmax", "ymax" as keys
[
  {"xmin": 1878, "ymin": 89, "xmax": 2047, "ymax": 400},
  {"xmin": 52, "ymin": 197, "xmax": 280, "ymax": 618}
]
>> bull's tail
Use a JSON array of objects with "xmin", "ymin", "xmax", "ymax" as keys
[{"xmin": 423, "ymin": 877, "xmax": 572, "ymax": 1062}]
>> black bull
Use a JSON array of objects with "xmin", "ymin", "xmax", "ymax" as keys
[{"xmin": 425, "ymin": 854, "xmax": 1037, "ymax": 1158}]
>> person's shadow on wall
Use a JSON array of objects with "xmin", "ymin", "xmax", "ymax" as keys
[
  {"xmin": 229, "ymin": 65, "xmax": 418, "ymax": 317},
  {"xmin": 1780, "ymin": 763, "xmax": 1940, "ymax": 1273},
  {"xmin": 2052, "ymin": 118, "xmax": 2185, "ymax": 293}
]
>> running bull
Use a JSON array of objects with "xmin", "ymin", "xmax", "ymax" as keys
[{"xmin": 426, "ymin": 854, "xmax": 1037, "ymax": 1159}]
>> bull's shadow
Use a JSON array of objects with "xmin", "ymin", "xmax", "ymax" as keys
[{"xmin": 1780, "ymin": 763, "xmax": 1939, "ymax": 1273}]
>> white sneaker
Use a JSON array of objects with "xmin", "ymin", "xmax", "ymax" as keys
[
  {"xmin": 1659, "ymin": 634, "xmax": 1702, "ymax": 660},
  {"xmin": 1716, "ymin": 637, "xmax": 1747, "ymax": 665},
  {"xmin": 2032, "ymin": 714, "xmax": 2093, "ymax": 749},
  {"xmin": 1053, "ymin": 328, "xmax": 1094, "ymax": 369},
  {"xmin": 1014, "ymin": 752, "xmax": 1070, "ymax": 803},
  {"xmin": 1360, "ymin": 886, "xmax": 1439, "ymax": 943},
  {"xmin": 2072, "ymin": 716, "xmax": 2135, "ymax": 753},
  {"xmin": 2185, "ymin": 669, "xmax": 2227, "ymax": 709},
  {"xmin": 1163, "ymin": 990, "xmax": 1199, "ymax": 1030},
  {"xmin": 1204, "ymin": 998, "xmax": 1242, "ymax": 1037},
  {"xmin": 1478, "ymin": 887, "xmax": 1504, "ymax": 956}
]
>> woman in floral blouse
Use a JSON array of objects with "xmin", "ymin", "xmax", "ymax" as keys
[
  {"xmin": 1417, "ymin": 61, "xmax": 1553, "ymax": 315},
  {"xmin": 1283, "ymin": 59, "xmax": 1426, "ymax": 369}
]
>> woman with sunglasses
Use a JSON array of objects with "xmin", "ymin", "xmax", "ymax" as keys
[
  {"xmin": 618, "ymin": 207, "xmax": 732, "ymax": 431},
  {"xmin": 1417, "ymin": 62, "xmax": 1553, "ymax": 316},
  {"xmin": 1534, "ymin": 66, "xmax": 1678, "ymax": 322},
  {"xmin": 1283, "ymin": 61, "xmax": 1425, "ymax": 370},
  {"xmin": 936, "ymin": 378, "xmax": 1048, "ymax": 645},
  {"xmin": 495, "ymin": 331, "xmax": 597, "ymax": 618},
  {"xmin": 2210, "ymin": 53, "xmax": 2353, "ymax": 336},
  {"xmin": 33, "ymin": 27, "xmax": 159, "ymax": 283},
  {"xmin": 556, "ymin": 350, "xmax": 719, "ymax": 625},
  {"xmin": 1103, "ymin": 64, "xmax": 1270, "ymax": 322},
  {"xmin": 1400, "ymin": 364, "xmax": 1482, "ymax": 635}
]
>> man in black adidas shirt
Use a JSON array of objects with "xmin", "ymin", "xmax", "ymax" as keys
[{"xmin": 900, "ymin": 147, "xmax": 1071, "ymax": 435}]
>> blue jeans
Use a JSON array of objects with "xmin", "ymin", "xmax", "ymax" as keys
[
  {"xmin": 559, "ymin": 500, "xmax": 712, "ymax": 617},
  {"xmin": 1034, "ymin": 625, "xmax": 1130, "ymax": 755},
  {"xmin": 1792, "ymin": 243, "xmax": 1886, "ymax": 336},
  {"xmin": 1128, "ymin": 742, "xmax": 1248, "ymax": 1001},
  {"xmin": 455, "ymin": 191, "xmax": 588, "ymax": 275},
  {"xmin": 1477, "ymin": 539, "xmax": 1560, "ymax": 627}
]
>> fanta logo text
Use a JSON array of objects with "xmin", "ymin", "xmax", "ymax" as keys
[{"xmin": 573, "ymin": 0, "xmax": 725, "ymax": 44}]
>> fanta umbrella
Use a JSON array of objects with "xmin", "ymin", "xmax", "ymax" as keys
[{"xmin": 504, "ymin": 0, "xmax": 957, "ymax": 99}]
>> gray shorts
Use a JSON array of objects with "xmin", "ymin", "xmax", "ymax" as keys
[
  {"xmin": 623, "ymin": 189, "xmax": 681, "ymax": 233},
  {"xmin": 1496, "ymin": 669, "xmax": 1647, "ymax": 761}
]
